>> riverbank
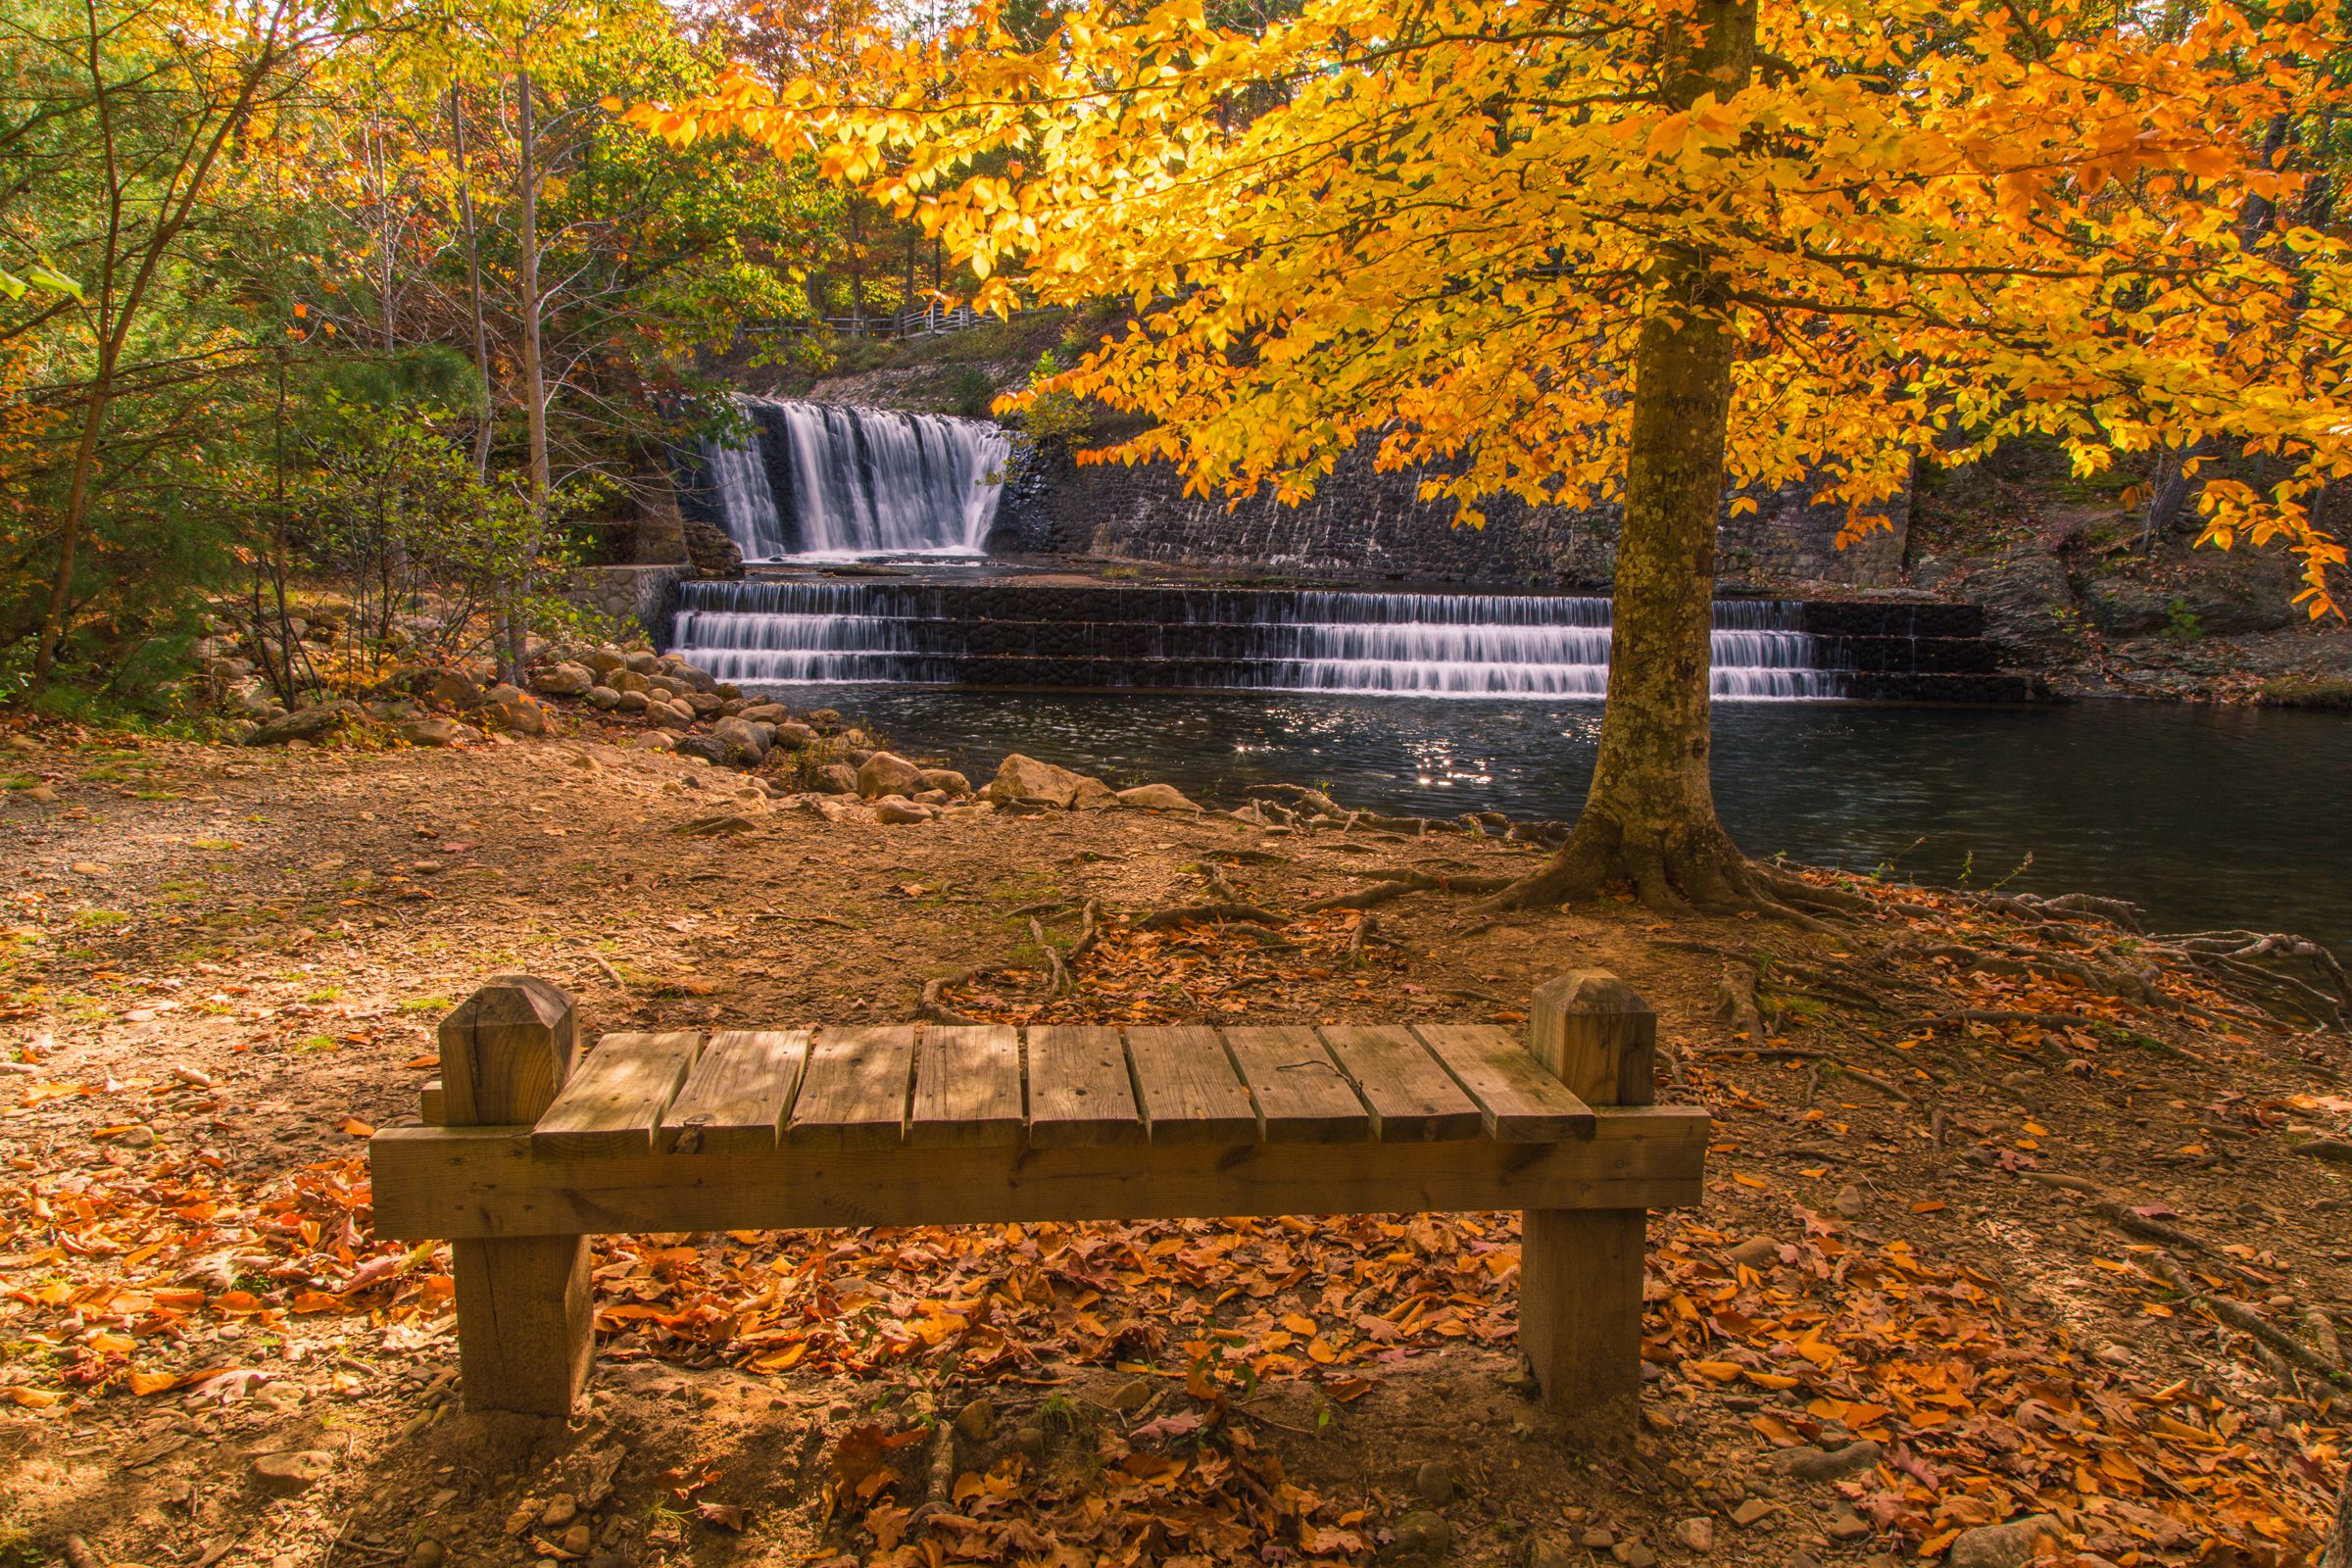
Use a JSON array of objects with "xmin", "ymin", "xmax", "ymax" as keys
[{"xmin": 2, "ymin": 714, "xmax": 2348, "ymax": 1568}]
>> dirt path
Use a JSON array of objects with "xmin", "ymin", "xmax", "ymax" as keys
[{"xmin": 1, "ymin": 727, "xmax": 2345, "ymax": 1568}]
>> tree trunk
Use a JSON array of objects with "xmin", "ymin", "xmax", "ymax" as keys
[
  {"xmin": 1499, "ymin": 0, "xmax": 1764, "ymax": 912},
  {"xmin": 32, "ymin": 356, "xmax": 113, "ymax": 687},
  {"xmin": 510, "ymin": 65, "xmax": 549, "ymax": 683},
  {"xmin": 848, "ymin": 198, "xmax": 866, "ymax": 327},
  {"xmin": 452, "ymin": 88, "xmax": 495, "ymax": 480}
]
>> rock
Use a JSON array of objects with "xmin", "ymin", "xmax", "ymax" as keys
[
  {"xmin": 479, "ymin": 685, "xmax": 549, "ymax": 735},
  {"xmin": 983, "ymin": 753, "xmax": 1097, "ymax": 808},
  {"xmin": 918, "ymin": 767, "xmax": 971, "ymax": 797},
  {"xmin": 1833, "ymin": 1184, "xmax": 1867, "ymax": 1219},
  {"xmin": 1766, "ymin": 1440, "xmax": 1882, "ymax": 1482},
  {"xmin": 1580, "ymin": 1530, "xmax": 1615, "ymax": 1550},
  {"xmin": 1116, "ymin": 783, "xmax": 1200, "ymax": 811},
  {"xmin": 1729, "ymin": 1500, "xmax": 1772, "ymax": 1529},
  {"xmin": 1824, "ymin": 1505, "xmax": 1872, "ymax": 1543},
  {"xmin": 1011, "ymin": 1424, "xmax": 1047, "ymax": 1457},
  {"xmin": 585, "ymin": 648, "xmax": 628, "ymax": 676},
  {"xmin": 673, "ymin": 813, "xmax": 760, "ymax": 837},
  {"xmin": 770, "ymin": 721, "xmax": 820, "ymax": 750},
  {"xmin": 740, "ymin": 703, "xmax": 792, "ymax": 723},
  {"xmin": 1070, "ymin": 775, "xmax": 1120, "ymax": 810},
  {"xmin": 585, "ymin": 685, "xmax": 622, "ymax": 710},
  {"xmin": 397, "ymin": 717, "xmax": 465, "ymax": 748},
  {"xmin": 1413, "ymin": 1460, "xmax": 1455, "ymax": 1506},
  {"xmin": 685, "ymin": 691, "xmax": 725, "ymax": 717},
  {"xmin": 805, "ymin": 707, "xmax": 842, "ymax": 731},
  {"xmin": 911, "ymin": 789, "xmax": 950, "ymax": 806},
  {"xmin": 1530, "ymin": 1539, "xmax": 1578, "ymax": 1568},
  {"xmin": 405, "ymin": 1542, "xmax": 445, "ymax": 1568},
  {"xmin": 613, "ymin": 690, "xmax": 651, "ymax": 713},
  {"xmin": 813, "ymin": 762, "xmax": 859, "ymax": 795},
  {"xmin": 1727, "ymin": 1236, "xmax": 1779, "ymax": 1269},
  {"xmin": 1610, "ymin": 1543, "xmax": 1656, "ymax": 1568},
  {"xmin": 531, "ymin": 662, "xmax": 595, "ymax": 697},
  {"xmin": 711, "ymin": 715, "xmax": 767, "ymax": 762},
  {"xmin": 631, "ymin": 732, "xmax": 675, "ymax": 752},
  {"xmin": 1393, "ymin": 1511, "xmax": 1452, "ymax": 1559},
  {"xmin": 857, "ymin": 751, "xmax": 926, "ymax": 799},
  {"xmin": 609, "ymin": 668, "xmax": 651, "ymax": 694},
  {"xmin": 561, "ymin": 1525, "xmax": 593, "ymax": 1556},
  {"xmin": 1671, "ymin": 1519, "xmax": 1713, "ymax": 1554},
  {"xmin": 955, "ymin": 1397, "xmax": 996, "ymax": 1442},
  {"xmin": 118, "ymin": 1126, "xmax": 156, "ymax": 1150},
  {"xmin": 418, "ymin": 668, "xmax": 483, "ymax": 709},
  {"xmin": 1946, "ymin": 1517, "xmax": 2059, "ymax": 1568},
  {"xmin": 542, "ymin": 1496, "xmax": 578, "ymax": 1528},
  {"xmin": 252, "ymin": 1449, "xmax": 335, "ymax": 1494},
  {"xmin": 624, "ymin": 651, "xmax": 658, "ymax": 673},
  {"xmin": 1110, "ymin": 1377, "xmax": 1154, "ymax": 1412},
  {"xmin": 582, "ymin": 1555, "xmax": 626, "ymax": 1568},
  {"xmin": 244, "ymin": 702, "xmax": 357, "ymax": 746},
  {"xmin": 875, "ymin": 798, "xmax": 935, "ymax": 825}
]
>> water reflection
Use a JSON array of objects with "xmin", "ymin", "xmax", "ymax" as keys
[{"xmin": 760, "ymin": 686, "xmax": 2352, "ymax": 949}]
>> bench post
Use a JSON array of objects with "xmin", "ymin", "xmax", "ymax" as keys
[
  {"xmin": 1522, "ymin": 969, "xmax": 1657, "ymax": 1416},
  {"xmin": 438, "ymin": 976, "xmax": 592, "ymax": 1417}
]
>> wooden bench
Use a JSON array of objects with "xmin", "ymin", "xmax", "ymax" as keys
[{"xmin": 368, "ymin": 970, "xmax": 1709, "ymax": 1418}]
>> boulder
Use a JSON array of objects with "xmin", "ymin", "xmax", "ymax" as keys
[
  {"xmin": 740, "ymin": 703, "xmax": 792, "ymax": 723},
  {"xmin": 874, "ymin": 798, "xmax": 935, "ymax": 825},
  {"xmin": 673, "ymin": 734, "xmax": 735, "ymax": 767},
  {"xmin": 1947, "ymin": 1517, "xmax": 2060, "ymax": 1568},
  {"xmin": 918, "ymin": 767, "xmax": 971, "ymax": 797},
  {"xmin": 709, "ymin": 716, "xmax": 768, "ymax": 767},
  {"xmin": 479, "ymin": 685, "xmax": 549, "ymax": 735},
  {"xmin": 614, "ymin": 690, "xmax": 651, "ymax": 713},
  {"xmin": 585, "ymin": 648, "xmax": 628, "ymax": 676},
  {"xmin": 983, "ymin": 753, "xmax": 1102, "ymax": 808},
  {"xmin": 769, "ymin": 721, "xmax": 820, "ymax": 750},
  {"xmin": 1391, "ymin": 1512, "xmax": 1451, "ymax": 1560},
  {"xmin": 652, "ymin": 702, "xmax": 695, "ymax": 730},
  {"xmin": 608, "ymin": 668, "xmax": 652, "ymax": 695},
  {"xmin": 531, "ymin": 662, "xmax": 596, "ymax": 697},
  {"xmin": 1116, "ymin": 783, "xmax": 1200, "ymax": 812},
  {"xmin": 805, "ymin": 708, "xmax": 843, "ymax": 732},
  {"xmin": 631, "ymin": 731, "xmax": 676, "ymax": 752},
  {"xmin": 858, "ymin": 751, "xmax": 927, "ymax": 799},
  {"xmin": 1766, "ymin": 1439, "xmax": 1882, "ymax": 1482},
  {"xmin": 252, "ymin": 1448, "xmax": 335, "ymax": 1494},
  {"xmin": 418, "ymin": 667, "xmax": 483, "ymax": 709},
  {"xmin": 244, "ymin": 702, "xmax": 358, "ymax": 747},
  {"xmin": 1070, "ymin": 775, "xmax": 1121, "ymax": 810},
  {"xmin": 624, "ymin": 651, "xmax": 658, "ymax": 674},
  {"xmin": 397, "ymin": 717, "xmax": 466, "ymax": 748},
  {"xmin": 813, "ymin": 762, "xmax": 860, "ymax": 796},
  {"xmin": 585, "ymin": 685, "xmax": 622, "ymax": 710}
]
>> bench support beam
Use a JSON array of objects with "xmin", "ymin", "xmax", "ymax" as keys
[
  {"xmin": 1523, "ymin": 969, "xmax": 1657, "ymax": 1417},
  {"xmin": 440, "ymin": 977, "xmax": 591, "ymax": 1417}
]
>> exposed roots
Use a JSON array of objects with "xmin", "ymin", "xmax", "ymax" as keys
[{"xmin": 1477, "ymin": 810, "xmax": 1831, "ymax": 928}]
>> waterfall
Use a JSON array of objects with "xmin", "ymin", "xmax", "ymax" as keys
[
  {"xmin": 697, "ymin": 398, "xmax": 1009, "ymax": 562},
  {"xmin": 667, "ymin": 582, "xmax": 1849, "ymax": 699}
]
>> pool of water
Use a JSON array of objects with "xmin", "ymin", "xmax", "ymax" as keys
[{"xmin": 757, "ymin": 687, "xmax": 2352, "ymax": 949}]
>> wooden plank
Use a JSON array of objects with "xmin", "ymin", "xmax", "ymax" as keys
[
  {"xmin": 1530, "ymin": 970, "xmax": 1656, "ymax": 1106},
  {"xmin": 662, "ymin": 1030, "xmax": 808, "ymax": 1154},
  {"xmin": 1124, "ymin": 1026, "xmax": 1258, "ymax": 1144},
  {"xmin": 788, "ymin": 1025, "xmax": 916, "ymax": 1149},
  {"xmin": 1318, "ymin": 1024, "xmax": 1486, "ymax": 1142},
  {"xmin": 909, "ymin": 1024, "xmax": 1024, "ymax": 1147},
  {"xmin": 1415, "ymin": 1024, "xmax": 1595, "ymax": 1142},
  {"xmin": 438, "ymin": 975, "xmax": 576, "ymax": 1126},
  {"xmin": 1220, "ymin": 1027, "xmax": 1370, "ymax": 1143},
  {"xmin": 419, "ymin": 1078, "xmax": 445, "ymax": 1126},
  {"xmin": 369, "ymin": 1103, "xmax": 1712, "ymax": 1240},
  {"xmin": 532, "ymin": 1032, "xmax": 703, "ymax": 1159},
  {"xmin": 1026, "ymin": 1026, "xmax": 1146, "ymax": 1147},
  {"xmin": 1523, "ymin": 1208, "xmax": 1646, "ymax": 1414}
]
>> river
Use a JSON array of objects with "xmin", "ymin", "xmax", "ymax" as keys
[{"xmin": 755, "ymin": 686, "xmax": 2352, "ymax": 949}]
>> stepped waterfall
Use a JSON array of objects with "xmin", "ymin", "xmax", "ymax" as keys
[
  {"xmin": 699, "ymin": 398, "xmax": 1009, "ymax": 561},
  {"xmin": 667, "ymin": 582, "xmax": 1849, "ymax": 699}
]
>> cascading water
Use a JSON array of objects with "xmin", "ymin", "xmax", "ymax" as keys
[
  {"xmin": 667, "ymin": 582, "xmax": 1849, "ymax": 698},
  {"xmin": 698, "ymin": 398, "xmax": 1009, "ymax": 562}
]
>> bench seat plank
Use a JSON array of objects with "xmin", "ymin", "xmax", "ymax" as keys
[
  {"xmin": 373, "ymin": 1104, "xmax": 1712, "ymax": 1239},
  {"xmin": 789, "ymin": 1025, "xmax": 915, "ymax": 1149},
  {"xmin": 532, "ymin": 1032, "xmax": 703, "ymax": 1158},
  {"xmin": 1125, "ymin": 1026, "xmax": 1258, "ymax": 1143},
  {"xmin": 662, "ymin": 1029, "xmax": 808, "ymax": 1154},
  {"xmin": 1027, "ymin": 1025, "xmax": 1146, "ymax": 1147},
  {"xmin": 1319, "ymin": 1024, "xmax": 1485, "ymax": 1142},
  {"xmin": 910, "ymin": 1024, "xmax": 1024, "ymax": 1147},
  {"xmin": 1222, "ymin": 1026, "xmax": 1371, "ymax": 1143},
  {"xmin": 1415, "ymin": 1024, "xmax": 1596, "ymax": 1141}
]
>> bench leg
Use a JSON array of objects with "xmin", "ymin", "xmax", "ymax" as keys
[
  {"xmin": 1520, "ymin": 1207, "xmax": 1646, "ymax": 1415},
  {"xmin": 454, "ymin": 1235, "xmax": 592, "ymax": 1416}
]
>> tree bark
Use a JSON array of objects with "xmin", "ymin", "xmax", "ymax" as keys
[
  {"xmin": 452, "ymin": 88, "xmax": 495, "ymax": 479},
  {"xmin": 1497, "ymin": 0, "xmax": 1765, "ymax": 911},
  {"xmin": 509, "ymin": 65, "xmax": 549, "ymax": 683}
]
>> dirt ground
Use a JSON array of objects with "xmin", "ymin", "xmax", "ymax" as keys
[{"xmin": 1, "ymin": 717, "xmax": 2347, "ymax": 1568}]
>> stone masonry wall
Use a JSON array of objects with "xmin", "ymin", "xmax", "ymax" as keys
[
  {"xmin": 564, "ymin": 565, "xmax": 687, "ymax": 643},
  {"xmin": 992, "ymin": 439, "xmax": 1908, "ymax": 589}
]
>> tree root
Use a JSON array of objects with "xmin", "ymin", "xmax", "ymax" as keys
[
  {"xmin": 2150, "ymin": 1257, "xmax": 2352, "ymax": 1390},
  {"xmin": 1031, "ymin": 917, "xmax": 1072, "ymax": 999},
  {"xmin": 1134, "ymin": 901, "xmax": 1290, "ymax": 931},
  {"xmin": 1069, "ymin": 899, "xmax": 1103, "ymax": 962},
  {"xmin": 1714, "ymin": 964, "xmax": 1768, "ymax": 1041},
  {"xmin": 1302, "ymin": 871, "xmax": 1512, "ymax": 911},
  {"xmin": 919, "ymin": 971, "xmax": 984, "ymax": 1025}
]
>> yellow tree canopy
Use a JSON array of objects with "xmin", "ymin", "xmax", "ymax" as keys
[{"xmin": 636, "ymin": 0, "xmax": 2352, "ymax": 615}]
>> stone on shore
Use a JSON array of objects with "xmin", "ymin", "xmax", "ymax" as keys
[
  {"xmin": 918, "ymin": 767, "xmax": 971, "ymax": 797},
  {"xmin": 244, "ymin": 702, "xmax": 358, "ymax": 746},
  {"xmin": 858, "ymin": 752, "xmax": 927, "ymax": 799},
  {"xmin": 984, "ymin": 753, "xmax": 1113, "ymax": 808},
  {"xmin": 396, "ymin": 716, "xmax": 465, "ymax": 747},
  {"xmin": 1116, "ymin": 783, "xmax": 1200, "ymax": 812},
  {"xmin": 530, "ymin": 662, "xmax": 595, "ymax": 697},
  {"xmin": 813, "ymin": 762, "xmax": 859, "ymax": 795}
]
